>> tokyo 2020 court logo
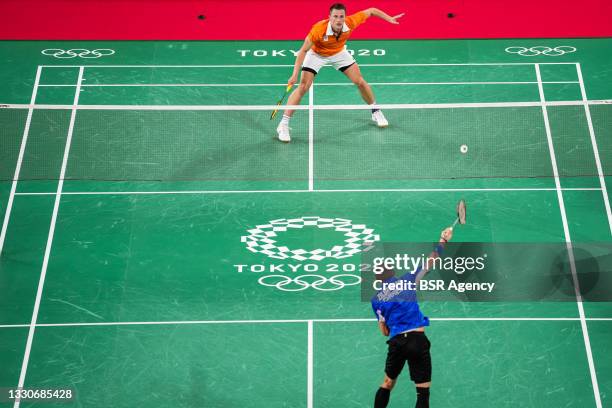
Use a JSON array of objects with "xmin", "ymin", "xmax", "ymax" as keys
[{"xmin": 240, "ymin": 216, "xmax": 380, "ymax": 291}]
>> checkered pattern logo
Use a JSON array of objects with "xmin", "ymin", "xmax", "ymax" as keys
[{"xmin": 241, "ymin": 216, "xmax": 380, "ymax": 261}]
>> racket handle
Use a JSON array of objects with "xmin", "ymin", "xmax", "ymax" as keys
[{"xmin": 451, "ymin": 218, "xmax": 459, "ymax": 228}]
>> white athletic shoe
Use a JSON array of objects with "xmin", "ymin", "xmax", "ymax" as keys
[
  {"xmin": 371, "ymin": 110, "xmax": 389, "ymax": 128},
  {"xmin": 276, "ymin": 122, "xmax": 291, "ymax": 143}
]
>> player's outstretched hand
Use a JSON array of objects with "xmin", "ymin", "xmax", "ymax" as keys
[
  {"xmin": 441, "ymin": 227, "xmax": 453, "ymax": 242},
  {"xmin": 390, "ymin": 13, "xmax": 405, "ymax": 24}
]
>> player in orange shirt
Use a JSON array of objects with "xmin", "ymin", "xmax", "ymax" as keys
[{"xmin": 276, "ymin": 3, "xmax": 404, "ymax": 142}]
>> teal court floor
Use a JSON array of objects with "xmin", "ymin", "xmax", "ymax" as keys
[{"xmin": 0, "ymin": 39, "xmax": 611, "ymax": 407}]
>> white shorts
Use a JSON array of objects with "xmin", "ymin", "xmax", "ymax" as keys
[{"xmin": 302, "ymin": 49, "xmax": 356, "ymax": 74}]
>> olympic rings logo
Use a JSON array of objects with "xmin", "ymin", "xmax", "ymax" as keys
[
  {"xmin": 241, "ymin": 216, "xmax": 380, "ymax": 261},
  {"xmin": 504, "ymin": 46, "xmax": 576, "ymax": 57},
  {"xmin": 258, "ymin": 274, "xmax": 362, "ymax": 292},
  {"xmin": 41, "ymin": 49, "xmax": 115, "ymax": 59}
]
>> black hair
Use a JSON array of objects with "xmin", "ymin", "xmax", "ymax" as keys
[
  {"xmin": 329, "ymin": 3, "xmax": 346, "ymax": 14},
  {"xmin": 375, "ymin": 267, "xmax": 396, "ymax": 283}
]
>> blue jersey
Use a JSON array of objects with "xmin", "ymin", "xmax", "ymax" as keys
[{"xmin": 371, "ymin": 269, "xmax": 429, "ymax": 339}]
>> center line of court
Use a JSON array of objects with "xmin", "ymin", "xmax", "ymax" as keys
[
  {"xmin": 307, "ymin": 320, "xmax": 314, "ymax": 408},
  {"xmin": 14, "ymin": 66, "xmax": 85, "ymax": 408},
  {"xmin": 309, "ymin": 83, "xmax": 314, "ymax": 191}
]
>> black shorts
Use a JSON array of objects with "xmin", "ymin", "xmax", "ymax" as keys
[{"xmin": 385, "ymin": 331, "xmax": 431, "ymax": 383}]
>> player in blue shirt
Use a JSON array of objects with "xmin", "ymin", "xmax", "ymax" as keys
[{"xmin": 371, "ymin": 227, "xmax": 453, "ymax": 408}]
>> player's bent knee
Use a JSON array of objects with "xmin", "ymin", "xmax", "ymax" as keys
[{"xmin": 298, "ymin": 82, "xmax": 312, "ymax": 94}]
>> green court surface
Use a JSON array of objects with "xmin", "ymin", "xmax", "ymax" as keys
[{"xmin": 0, "ymin": 39, "xmax": 611, "ymax": 407}]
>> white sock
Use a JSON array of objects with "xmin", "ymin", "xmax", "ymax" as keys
[
  {"xmin": 280, "ymin": 114, "xmax": 291, "ymax": 126},
  {"xmin": 370, "ymin": 101, "xmax": 380, "ymax": 113}
]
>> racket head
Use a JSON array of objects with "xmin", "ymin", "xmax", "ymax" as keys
[{"xmin": 456, "ymin": 199, "xmax": 467, "ymax": 225}]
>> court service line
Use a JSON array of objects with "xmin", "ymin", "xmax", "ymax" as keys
[
  {"xmin": 576, "ymin": 63, "xmax": 612, "ymax": 237},
  {"xmin": 3, "ymin": 317, "xmax": 607, "ymax": 329},
  {"xmin": 2, "ymin": 100, "xmax": 611, "ymax": 111},
  {"xmin": 36, "ymin": 81, "xmax": 579, "ymax": 87},
  {"xmin": 0, "ymin": 66, "xmax": 42, "ymax": 257},
  {"xmin": 12, "ymin": 187, "xmax": 603, "ymax": 196},
  {"xmin": 535, "ymin": 64, "xmax": 602, "ymax": 408},
  {"xmin": 14, "ymin": 66, "xmax": 85, "ymax": 408}
]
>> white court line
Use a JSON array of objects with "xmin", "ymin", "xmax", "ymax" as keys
[
  {"xmin": 36, "ymin": 81, "xmax": 580, "ymax": 87},
  {"xmin": 308, "ymin": 85, "xmax": 314, "ymax": 191},
  {"xmin": 3, "ymin": 317, "xmax": 608, "ymax": 329},
  {"xmin": 40, "ymin": 62, "xmax": 579, "ymax": 68},
  {"xmin": 307, "ymin": 320, "xmax": 313, "ymax": 408},
  {"xmin": 14, "ymin": 66, "xmax": 85, "ymax": 408},
  {"xmin": 576, "ymin": 63, "xmax": 612, "ymax": 237},
  {"xmin": 0, "ymin": 66, "xmax": 42, "ymax": 257},
  {"xmin": 535, "ymin": 64, "xmax": 602, "ymax": 408},
  {"xmin": 12, "ymin": 187, "xmax": 603, "ymax": 196},
  {"xmin": 2, "ymin": 100, "xmax": 611, "ymax": 111},
  {"xmin": 330, "ymin": 81, "xmax": 578, "ymax": 85}
]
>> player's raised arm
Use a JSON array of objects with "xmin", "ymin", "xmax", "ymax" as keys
[
  {"xmin": 287, "ymin": 36, "xmax": 313, "ymax": 86},
  {"xmin": 415, "ymin": 227, "xmax": 453, "ymax": 283},
  {"xmin": 363, "ymin": 8, "xmax": 405, "ymax": 24}
]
